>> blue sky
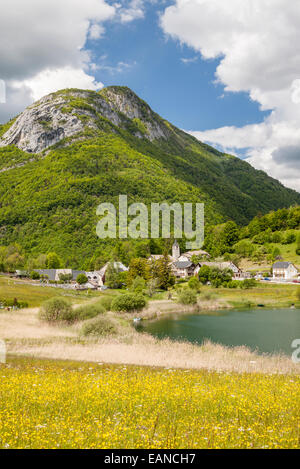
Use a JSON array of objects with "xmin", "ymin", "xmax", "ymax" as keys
[{"xmin": 86, "ymin": 1, "xmax": 269, "ymax": 132}]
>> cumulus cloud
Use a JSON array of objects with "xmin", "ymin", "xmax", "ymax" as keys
[
  {"xmin": 118, "ymin": 0, "xmax": 145, "ymax": 23},
  {"xmin": 0, "ymin": 0, "xmax": 115, "ymax": 122},
  {"xmin": 12, "ymin": 67, "xmax": 104, "ymax": 102},
  {"xmin": 161, "ymin": 0, "xmax": 300, "ymax": 192},
  {"xmin": 273, "ymin": 146, "xmax": 300, "ymax": 169}
]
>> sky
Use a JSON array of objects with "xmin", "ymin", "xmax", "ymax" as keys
[{"xmin": 0, "ymin": 0, "xmax": 300, "ymax": 191}]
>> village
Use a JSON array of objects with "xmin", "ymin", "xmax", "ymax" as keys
[{"xmin": 13, "ymin": 241, "xmax": 300, "ymax": 291}]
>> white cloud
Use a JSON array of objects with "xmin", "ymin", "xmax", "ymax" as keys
[
  {"xmin": 181, "ymin": 56, "xmax": 198, "ymax": 64},
  {"xmin": 161, "ymin": 0, "xmax": 300, "ymax": 192},
  {"xmin": 89, "ymin": 24, "xmax": 105, "ymax": 40},
  {"xmin": 12, "ymin": 67, "xmax": 104, "ymax": 102},
  {"xmin": 0, "ymin": 0, "xmax": 115, "ymax": 122},
  {"xmin": 118, "ymin": 0, "xmax": 145, "ymax": 23}
]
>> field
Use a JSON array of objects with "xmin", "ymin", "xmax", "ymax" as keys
[
  {"xmin": 239, "ymin": 240, "xmax": 300, "ymax": 273},
  {"xmin": 0, "ymin": 276, "xmax": 103, "ymax": 307},
  {"xmin": 0, "ymin": 356, "xmax": 299, "ymax": 449},
  {"xmin": 204, "ymin": 283, "xmax": 300, "ymax": 309}
]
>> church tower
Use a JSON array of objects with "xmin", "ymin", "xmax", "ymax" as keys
[{"xmin": 172, "ymin": 240, "xmax": 180, "ymax": 260}]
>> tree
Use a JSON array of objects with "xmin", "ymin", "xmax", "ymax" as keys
[
  {"xmin": 59, "ymin": 273, "xmax": 72, "ymax": 283},
  {"xmin": 128, "ymin": 258, "xmax": 150, "ymax": 285},
  {"xmin": 46, "ymin": 252, "xmax": 61, "ymax": 269},
  {"xmin": 188, "ymin": 277, "xmax": 201, "ymax": 291},
  {"xmin": 153, "ymin": 253, "xmax": 174, "ymax": 290},
  {"xmin": 105, "ymin": 263, "xmax": 124, "ymax": 289},
  {"xmin": 283, "ymin": 232, "xmax": 296, "ymax": 245},
  {"xmin": 296, "ymin": 233, "xmax": 300, "ymax": 256},
  {"xmin": 198, "ymin": 265, "xmax": 211, "ymax": 285},
  {"xmin": 272, "ymin": 246, "xmax": 281, "ymax": 260},
  {"xmin": 222, "ymin": 221, "xmax": 239, "ymax": 248},
  {"xmin": 130, "ymin": 276, "xmax": 146, "ymax": 294},
  {"xmin": 30, "ymin": 271, "xmax": 40, "ymax": 280},
  {"xmin": 234, "ymin": 239, "xmax": 255, "ymax": 258},
  {"xmin": 146, "ymin": 278, "xmax": 159, "ymax": 298},
  {"xmin": 76, "ymin": 273, "xmax": 88, "ymax": 285}
]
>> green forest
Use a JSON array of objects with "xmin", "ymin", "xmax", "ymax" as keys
[{"xmin": 0, "ymin": 87, "xmax": 299, "ymax": 270}]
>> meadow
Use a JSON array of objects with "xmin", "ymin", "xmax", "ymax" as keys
[
  {"xmin": 0, "ymin": 356, "xmax": 299, "ymax": 449},
  {"xmin": 0, "ymin": 276, "xmax": 102, "ymax": 307}
]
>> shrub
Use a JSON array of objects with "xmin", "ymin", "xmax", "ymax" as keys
[
  {"xmin": 111, "ymin": 293, "xmax": 147, "ymax": 313},
  {"xmin": 30, "ymin": 271, "xmax": 40, "ymax": 280},
  {"xmin": 74, "ymin": 303, "xmax": 105, "ymax": 321},
  {"xmin": 200, "ymin": 291, "xmax": 216, "ymax": 301},
  {"xmin": 81, "ymin": 317, "xmax": 117, "ymax": 337},
  {"xmin": 188, "ymin": 277, "xmax": 201, "ymax": 291},
  {"xmin": 76, "ymin": 274, "xmax": 88, "ymax": 285},
  {"xmin": 240, "ymin": 279, "xmax": 257, "ymax": 289},
  {"xmin": 98, "ymin": 296, "xmax": 113, "ymax": 311},
  {"xmin": 39, "ymin": 298, "xmax": 74, "ymax": 324},
  {"xmin": 0, "ymin": 298, "xmax": 28, "ymax": 308},
  {"xmin": 130, "ymin": 276, "xmax": 146, "ymax": 293},
  {"xmin": 227, "ymin": 280, "xmax": 240, "ymax": 289},
  {"xmin": 178, "ymin": 288, "xmax": 197, "ymax": 305}
]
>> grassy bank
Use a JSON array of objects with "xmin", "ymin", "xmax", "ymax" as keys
[
  {"xmin": 0, "ymin": 356, "xmax": 299, "ymax": 449},
  {"xmin": 199, "ymin": 283, "xmax": 300, "ymax": 309}
]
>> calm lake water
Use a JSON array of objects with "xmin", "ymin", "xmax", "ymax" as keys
[{"xmin": 137, "ymin": 308, "xmax": 300, "ymax": 355}]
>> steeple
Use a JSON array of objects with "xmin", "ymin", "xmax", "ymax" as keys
[{"xmin": 172, "ymin": 240, "xmax": 180, "ymax": 260}]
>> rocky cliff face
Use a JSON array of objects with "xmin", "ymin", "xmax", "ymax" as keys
[{"xmin": 0, "ymin": 87, "xmax": 171, "ymax": 153}]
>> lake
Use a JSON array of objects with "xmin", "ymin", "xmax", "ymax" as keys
[{"xmin": 136, "ymin": 308, "xmax": 300, "ymax": 355}]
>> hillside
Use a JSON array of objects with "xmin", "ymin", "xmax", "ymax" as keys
[
  {"xmin": 0, "ymin": 86, "xmax": 299, "ymax": 267},
  {"xmin": 204, "ymin": 206, "xmax": 300, "ymax": 272}
]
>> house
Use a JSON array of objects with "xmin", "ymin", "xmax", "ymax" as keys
[
  {"xmin": 33, "ymin": 269, "xmax": 86, "ymax": 282},
  {"xmin": 178, "ymin": 250, "xmax": 211, "ymax": 262},
  {"xmin": 86, "ymin": 271, "xmax": 104, "ymax": 288},
  {"xmin": 99, "ymin": 262, "xmax": 128, "ymax": 284},
  {"xmin": 147, "ymin": 241, "xmax": 211, "ymax": 279},
  {"xmin": 272, "ymin": 262, "xmax": 299, "ymax": 280},
  {"xmin": 194, "ymin": 261, "xmax": 245, "ymax": 279},
  {"xmin": 172, "ymin": 260, "xmax": 196, "ymax": 279},
  {"xmin": 148, "ymin": 241, "xmax": 208, "ymax": 279}
]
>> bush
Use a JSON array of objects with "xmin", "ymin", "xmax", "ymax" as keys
[
  {"xmin": 130, "ymin": 276, "xmax": 146, "ymax": 293},
  {"xmin": 30, "ymin": 271, "xmax": 40, "ymax": 280},
  {"xmin": 81, "ymin": 317, "xmax": 117, "ymax": 337},
  {"xmin": 39, "ymin": 298, "xmax": 74, "ymax": 324},
  {"xmin": 240, "ymin": 279, "xmax": 257, "ymax": 289},
  {"xmin": 76, "ymin": 274, "xmax": 88, "ymax": 285},
  {"xmin": 227, "ymin": 280, "xmax": 240, "ymax": 289},
  {"xmin": 188, "ymin": 277, "xmax": 201, "ymax": 291},
  {"xmin": 111, "ymin": 293, "xmax": 147, "ymax": 313},
  {"xmin": 98, "ymin": 296, "xmax": 113, "ymax": 311},
  {"xmin": 74, "ymin": 303, "xmax": 105, "ymax": 321},
  {"xmin": 178, "ymin": 288, "xmax": 197, "ymax": 305},
  {"xmin": 0, "ymin": 298, "xmax": 28, "ymax": 308}
]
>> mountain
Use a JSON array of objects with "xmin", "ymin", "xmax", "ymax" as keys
[{"xmin": 0, "ymin": 86, "xmax": 299, "ymax": 267}]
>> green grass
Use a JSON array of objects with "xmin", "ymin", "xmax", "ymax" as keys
[
  {"xmin": 0, "ymin": 276, "xmax": 104, "ymax": 307},
  {"xmin": 201, "ymin": 283, "xmax": 300, "ymax": 308}
]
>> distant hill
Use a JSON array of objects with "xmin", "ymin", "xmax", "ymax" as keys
[{"xmin": 0, "ymin": 86, "xmax": 299, "ymax": 267}]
